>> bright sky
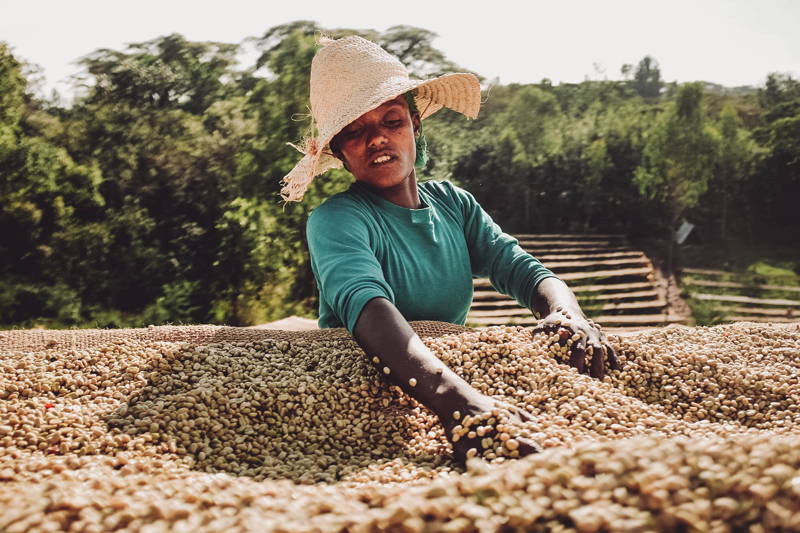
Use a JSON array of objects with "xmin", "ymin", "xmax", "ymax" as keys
[{"xmin": 3, "ymin": 0, "xmax": 799, "ymax": 100}]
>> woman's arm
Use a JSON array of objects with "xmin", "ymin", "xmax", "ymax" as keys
[
  {"xmin": 353, "ymin": 297, "xmax": 477, "ymax": 418},
  {"xmin": 353, "ymin": 296, "xmax": 541, "ymax": 463}
]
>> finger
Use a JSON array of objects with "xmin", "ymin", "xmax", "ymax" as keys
[
  {"xmin": 554, "ymin": 327, "xmax": 571, "ymax": 349},
  {"xmin": 451, "ymin": 438, "xmax": 479, "ymax": 467},
  {"xmin": 590, "ymin": 344, "xmax": 605, "ymax": 380},
  {"xmin": 532, "ymin": 321, "xmax": 558, "ymax": 336},
  {"xmin": 606, "ymin": 343, "xmax": 621, "ymax": 371},
  {"xmin": 531, "ymin": 323, "xmax": 548, "ymax": 335},
  {"xmin": 452, "ymin": 447, "xmax": 467, "ymax": 466},
  {"xmin": 513, "ymin": 407, "xmax": 536, "ymax": 424},
  {"xmin": 569, "ymin": 343, "xmax": 586, "ymax": 374},
  {"xmin": 516, "ymin": 437, "xmax": 543, "ymax": 456}
]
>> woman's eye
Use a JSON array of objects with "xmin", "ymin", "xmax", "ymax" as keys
[
  {"xmin": 342, "ymin": 128, "xmax": 361, "ymax": 138},
  {"xmin": 385, "ymin": 119, "xmax": 402, "ymax": 127}
]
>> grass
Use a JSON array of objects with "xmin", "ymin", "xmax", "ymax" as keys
[
  {"xmin": 685, "ymin": 297, "xmax": 730, "ymax": 327},
  {"xmin": 680, "ymin": 240, "xmax": 799, "ymax": 277},
  {"xmin": 679, "ymin": 240, "xmax": 800, "ymax": 325},
  {"xmin": 681, "ymin": 275, "xmax": 800, "ymax": 301},
  {"xmin": 746, "ymin": 261, "xmax": 799, "ymax": 280}
]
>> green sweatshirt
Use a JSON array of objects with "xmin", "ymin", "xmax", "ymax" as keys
[{"xmin": 306, "ymin": 180, "xmax": 557, "ymax": 332}]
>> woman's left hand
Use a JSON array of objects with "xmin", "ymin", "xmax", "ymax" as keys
[{"xmin": 532, "ymin": 307, "xmax": 620, "ymax": 380}]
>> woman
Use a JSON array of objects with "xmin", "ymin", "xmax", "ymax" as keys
[{"xmin": 281, "ymin": 36, "xmax": 619, "ymax": 463}]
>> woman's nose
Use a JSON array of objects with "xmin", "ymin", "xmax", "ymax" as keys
[{"xmin": 366, "ymin": 127, "xmax": 389, "ymax": 148}]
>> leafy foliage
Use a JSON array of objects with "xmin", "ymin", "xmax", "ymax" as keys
[
  {"xmin": 634, "ymin": 83, "xmax": 717, "ymax": 231},
  {"xmin": 632, "ymin": 56, "xmax": 663, "ymax": 98},
  {"xmin": 0, "ymin": 27, "xmax": 797, "ymax": 328}
]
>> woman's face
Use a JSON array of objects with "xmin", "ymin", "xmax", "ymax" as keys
[{"xmin": 332, "ymin": 96, "xmax": 420, "ymax": 190}]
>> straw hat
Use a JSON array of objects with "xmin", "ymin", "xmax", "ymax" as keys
[{"xmin": 280, "ymin": 35, "xmax": 482, "ymax": 202}]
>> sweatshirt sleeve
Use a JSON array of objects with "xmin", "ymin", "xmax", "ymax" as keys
[
  {"xmin": 306, "ymin": 200, "xmax": 395, "ymax": 333},
  {"xmin": 447, "ymin": 182, "xmax": 558, "ymax": 310}
]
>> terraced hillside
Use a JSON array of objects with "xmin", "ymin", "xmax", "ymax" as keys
[
  {"xmin": 469, "ymin": 234, "xmax": 684, "ymax": 329},
  {"xmin": 681, "ymin": 268, "xmax": 800, "ymax": 324}
]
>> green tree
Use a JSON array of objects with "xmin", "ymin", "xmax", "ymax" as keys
[
  {"xmin": 60, "ymin": 34, "xmax": 252, "ymax": 322},
  {"xmin": 0, "ymin": 43, "xmax": 26, "ymax": 132},
  {"xmin": 752, "ymin": 73, "xmax": 800, "ymax": 242},
  {"xmin": 633, "ymin": 56, "xmax": 663, "ymax": 98},
  {"xmin": 634, "ymin": 83, "xmax": 717, "ymax": 270},
  {"xmin": 211, "ymin": 197, "xmax": 279, "ymax": 325},
  {"xmin": 499, "ymin": 86, "xmax": 563, "ymax": 230},
  {"xmin": 78, "ymin": 33, "xmax": 239, "ymax": 114},
  {"xmin": 0, "ymin": 43, "xmax": 106, "ymax": 325},
  {"xmin": 712, "ymin": 103, "xmax": 762, "ymax": 239},
  {"xmin": 759, "ymin": 72, "xmax": 800, "ymax": 110},
  {"xmin": 580, "ymin": 138, "xmax": 612, "ymax": 230}
]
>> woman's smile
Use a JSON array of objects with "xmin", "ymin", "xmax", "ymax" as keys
[{"xmin": 371, "ymin": 153, "xmax": 396, "ymax": 165}]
